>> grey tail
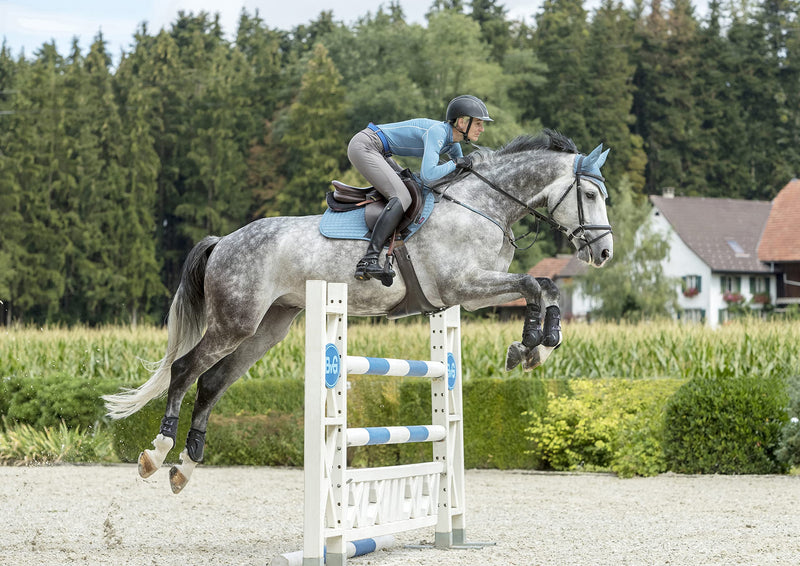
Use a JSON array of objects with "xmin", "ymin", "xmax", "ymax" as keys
[{"xmin": 103, "ymin": 236, "xmax": 220, "ymax": 419}]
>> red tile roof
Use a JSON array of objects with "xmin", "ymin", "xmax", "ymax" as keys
[
  {"xmin": 499, "ymin": 255, "xmax": 583, "ymax": 307},
  {"xmin": 527, "ymin": 256, "xmax": 573, "ymax": 279},
  {"xmin": 758, "ymin": 179, "xmax": 800, "ymax": 262}
]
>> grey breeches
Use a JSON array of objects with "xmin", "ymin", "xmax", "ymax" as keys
[{"xmin": 347, "ymin": 129, "xmax": 412, "ymax": 211}]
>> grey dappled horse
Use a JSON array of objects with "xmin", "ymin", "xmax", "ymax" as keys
[{"xmin": 104, "ymin": 130, "xmax": 613, "ymax": 493}]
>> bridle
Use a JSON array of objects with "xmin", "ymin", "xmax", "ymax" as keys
[
  {"xmin": 435, "ymin": 154, "xmax": 613, "ymax": 252},
  {"xmin": 545, "ymin": 154, "xmax": 613, "ymax": 251}
]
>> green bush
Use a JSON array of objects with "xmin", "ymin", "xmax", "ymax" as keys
[
  {"xmin": 205, "ymin": 412, "xmax": 304, "ymax": 466},
  {"xmin": 1, "ymin": 375, "xmax": 118, "ymax": 430},
  {"xmin": 110, "ymin": 378, "xmax": 305, "ymax": 463},
  {"xmin": 776, "ymin": 374, "xmax": 800, "ymax": 470},
  {"xmin": 463, "ymin": 377, "xmax": 548, "ymax": 469},
  {"xmin": 526, "ymin": 379, "xmax": 685, "ymax": 477},
  {"xmin": 0, "ymin": 417, "xmax": 116, "ymax": 464},
  {"xmin": 663, "ymin": 374, "xmax": 789, "ymax": 474}
]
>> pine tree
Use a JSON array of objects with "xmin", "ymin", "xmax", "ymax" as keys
[
  {"xmin": 471, "ymin": 0, "xmax": 512, "ymax": 62},
  {"xmin": 11, "ymin": 43, "xmax": 70, "ymax": 322},
  {"xmin": 585, "ymin": 1, "xmax": 646, "ymax": 191},
  {"xmin": 279, "ymin": 43, "xmax": 347, "ymax": 216},
  {"xmin": 530, "ymin": 0, "xmax": 591, "ymax": 146},
  {"xmin": 632, "ymin": 0, "xmax": 704, "ymax": 194}
]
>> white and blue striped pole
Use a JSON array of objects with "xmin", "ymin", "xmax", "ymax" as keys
[
  {"xmin": 346, "ymin": 356, "xmax": 445, "ymax": 378},
  {"xmin": 275, "ymin": 535, "xmax": 395, "ymax": 566},
  {"xmin": 346, "ymin": 425, "xmax": 446, "ymax": 447}
]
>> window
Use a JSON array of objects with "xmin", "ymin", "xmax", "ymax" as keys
[
  {"xmin": 726, "ymin": 239, "xmax": 749, "ymax": 257},
  {"xmin": 682, "ymin": 275, "xmax": 702, "ymax": 297},
  {"xmin": 720, "ymin": 276, "xmax": 741, "ymax": 293},
  {"xmin": 681, "ymin": 309, "xmax": 705, "ymax": 323},
  {"xmin": 750, "ymin": 277, "xmax": 768, "ymax": 294}
]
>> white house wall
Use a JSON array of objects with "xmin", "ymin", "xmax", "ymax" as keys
[{"xmin": 647, "ymin": 209, "xmax": 719, "ymax": 326}]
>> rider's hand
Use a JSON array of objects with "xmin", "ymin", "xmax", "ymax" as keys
[{"xmin": 454, "ymin": 155, "xmax": 473, "ymax": 170}]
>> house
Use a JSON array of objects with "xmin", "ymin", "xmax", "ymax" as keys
[
  {"xmin": 648, "ymin": 189, "xmax": 773, "ymax": 327},
  {"xmin": 758, "ymin": 179, "xmax": 800, "ymax": 307}
]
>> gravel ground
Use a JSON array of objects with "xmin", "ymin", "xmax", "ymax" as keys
[{"xmin": 1, "ymin": 464, "xmax": 798, "ymax": 565}]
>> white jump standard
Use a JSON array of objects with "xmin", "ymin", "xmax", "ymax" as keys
[{"xmin": 294, "ymin": 279, "xmax": 491, "ymax": 566}]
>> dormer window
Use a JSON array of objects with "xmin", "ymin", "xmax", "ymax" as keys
[{"xmin": 725, "ymin": 239, "xmax": 749, "ymax": 258}]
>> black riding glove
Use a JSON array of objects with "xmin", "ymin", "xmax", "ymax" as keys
[{"xmin": 454, "ymin": 155, "xmax": 473, "ymax": 170}]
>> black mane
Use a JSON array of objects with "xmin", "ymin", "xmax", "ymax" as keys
[{"xmin": 495, "ymin": 129, "xmax": 578, "ymax": 156}]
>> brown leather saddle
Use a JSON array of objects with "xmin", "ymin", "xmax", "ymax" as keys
[
  {"xmin": 326, "ymin": 169, "xmax": 425, "ymax": 237},
  {"xmin": 325, "ymin": 169, "xmax": 444, "ymax": 319}
]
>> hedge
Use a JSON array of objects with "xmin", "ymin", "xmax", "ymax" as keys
[
  {"xmin": 663, "ymin": 373, "xmax": 789, "ymax": 474},
  {"xmin": 108, "ymin": 376, "xmax": 549, "ymax": 469}
]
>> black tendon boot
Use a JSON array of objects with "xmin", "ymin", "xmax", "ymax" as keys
[
  {"xmin": 522, "ymin": 302, "xmax": 545, "ymax": 349},
  {"xmin": 354, "ymin": 197, "xmax": 405, "ymax": 286}
]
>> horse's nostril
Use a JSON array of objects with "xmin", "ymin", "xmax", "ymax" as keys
[{"xmin": 601, "ymin": 249, "xmax": 610, "ymax": 260}]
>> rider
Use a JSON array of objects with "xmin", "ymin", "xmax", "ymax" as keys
[{"xmin": 348, "ymin": 94, "xmax": 493, "ymax": 285}]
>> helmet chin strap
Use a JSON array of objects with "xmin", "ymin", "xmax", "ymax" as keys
[{"xmin": 454, "ymin": 117, "xmax": 474, "ymax": 145}]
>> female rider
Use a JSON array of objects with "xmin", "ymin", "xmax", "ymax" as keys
[{"xmin": 348, "ymin": 94, "xmax": 492, "ymax": 285}]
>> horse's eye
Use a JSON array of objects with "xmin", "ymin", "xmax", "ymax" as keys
[{"xmin": 585, "ymin": 190, "xmax": 597, "ymax": 200}]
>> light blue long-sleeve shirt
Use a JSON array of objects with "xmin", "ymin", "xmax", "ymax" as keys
[{"xmin": 375, "ymin": 119, "xmax": 463, "ymax": 184}]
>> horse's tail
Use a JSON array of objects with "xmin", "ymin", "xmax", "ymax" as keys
[{"xmin": 103, "ymin": 236, "xmax": 220, "ymax": 420}]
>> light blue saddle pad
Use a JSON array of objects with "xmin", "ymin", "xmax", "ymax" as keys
[{"xmin": 319, "ymin": 190, "xmax": 436, "ymax": 242}]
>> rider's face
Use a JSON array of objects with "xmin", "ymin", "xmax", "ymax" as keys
[{"xmin": 457, "ymin": 117, "xmax": 485, "ymax": 142}]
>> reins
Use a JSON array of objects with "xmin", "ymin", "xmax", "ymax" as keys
[{"xmin": 433, "ymin": 155, "xmax": 612, "ymax": 252}]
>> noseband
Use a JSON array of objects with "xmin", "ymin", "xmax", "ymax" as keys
[{"xmin": 444, "ymin": 154, "xmax": 612, "ymax": 252}]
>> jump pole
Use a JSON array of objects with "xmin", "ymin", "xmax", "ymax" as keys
[{"xmin": 295, "ymin": 279, "xmax": 481, "ymax": 566}]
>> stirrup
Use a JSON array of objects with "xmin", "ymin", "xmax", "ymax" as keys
[{"xmin": 354, "ymin": 256, "xmax": 395, "ymax": 286}]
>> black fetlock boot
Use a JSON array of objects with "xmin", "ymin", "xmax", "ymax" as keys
[
  {"xmin": 522, "ymin": 302, "xmax": 545, "ymax": 349},
  {"xmin": 354, "ymin": 197, "xmax": 405, "ymax": 286},
  {"xmin": 542, "ymin": 305, "xmax": 562, "ymax": 348}
]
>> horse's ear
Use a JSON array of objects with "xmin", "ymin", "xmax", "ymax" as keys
[
  {"xmin": 596, "ymin": 148, "xmax": 610, "ymax": 169},
  {"xmin": 584, "ymin": 144, "xmax": 603, "ymax": 167}
]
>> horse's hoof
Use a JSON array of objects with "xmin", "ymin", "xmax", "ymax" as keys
[
  {"xmin": 505, "ymin": 342, "xmax": 525, "ymax": 371},
  {"xmin": 169, "ymin": 466, "xmax": 188, "ymax": 494},
  {"xmin": 520, "ymin": 346, "xmax": 542, "ymax": 371},
  {"xmin": 138, "ymin": 450, "xmax": 159, "ymax": 478}
]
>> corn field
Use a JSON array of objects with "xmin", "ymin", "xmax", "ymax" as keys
[{"xmin": 2, "ymin": 317, "xmax": 798, "ymax": 385}]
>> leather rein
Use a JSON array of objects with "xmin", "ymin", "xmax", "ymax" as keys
[{"xmin": 434, "ymin": 155, "xmax": 613, "ymax": 251}]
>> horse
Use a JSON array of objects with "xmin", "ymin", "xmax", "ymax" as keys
[{"xmin": 103, "ymin": 129, "xmax": 613, "ymax": 493}]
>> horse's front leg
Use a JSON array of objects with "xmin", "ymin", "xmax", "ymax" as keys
[
  {"xmin": 505, "ymin": 277, "xmax": 561, "ymax": 370},
  {"xmin": 447, "ymin": 270, "xmax": 560, "ymax": 370}
]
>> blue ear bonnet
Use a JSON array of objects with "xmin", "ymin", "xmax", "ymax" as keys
[{"xmin": 573, "ymin": 144, "xmax": 610, "ymax": 198}]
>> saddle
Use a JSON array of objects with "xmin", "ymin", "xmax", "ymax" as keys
[
  {"xmin": 324, "ymin": 169, "xmax": 443, "ymax": 319},
  {"xmin": 326, "ymin": 169, "xmax": 425, "ymax": 236}
]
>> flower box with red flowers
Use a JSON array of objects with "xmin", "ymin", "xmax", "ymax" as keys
[
  {"xmin": 752, "ymin": 293, "xmax": 770, "ymax": 305},
  {"xmin": 723, "ymin": 292, "xmax": 744, "ymax": 304},
  {"xmin": 683, "ymin": 287, "xmax": 700, "ymax": 298}
]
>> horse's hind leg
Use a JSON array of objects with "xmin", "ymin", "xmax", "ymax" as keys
[
  {"xmin": 168, "ymin": 305, "xmax": 302, "ymax": 494},
  {"xmin": 138, "ymin": 324, "xmax": 255, "ymax": 480}
]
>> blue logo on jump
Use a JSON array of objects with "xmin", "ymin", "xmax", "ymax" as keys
[
  {"xmin": 325, "ymin": 343, "xmax": 340, "ymax": 388},
  {"xmin": 447, "ymin": 352, "xmax": 457, "ymax": 390}
]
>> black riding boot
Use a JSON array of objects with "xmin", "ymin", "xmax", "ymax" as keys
[{"xmin": 354, "ymin": 197, "xmax": 405, "ymax": 286}]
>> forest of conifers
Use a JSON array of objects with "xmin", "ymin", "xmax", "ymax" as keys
[{"xmin": 0, "ymin": 0, "xmax": 798, "ymax": 325}]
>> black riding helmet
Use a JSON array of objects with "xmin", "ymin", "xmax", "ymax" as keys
[
  {"xmin": 446, "ymin": 95, "xmax": 492, "ymax": 144},
  {"xmin": 445, "ymin": 95, "xmax": 493, "ymax": 123}
]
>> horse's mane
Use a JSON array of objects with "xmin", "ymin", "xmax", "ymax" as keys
[{"xmin": 493, "ymin": 129, "xmax": 578, "ymax": 157}]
